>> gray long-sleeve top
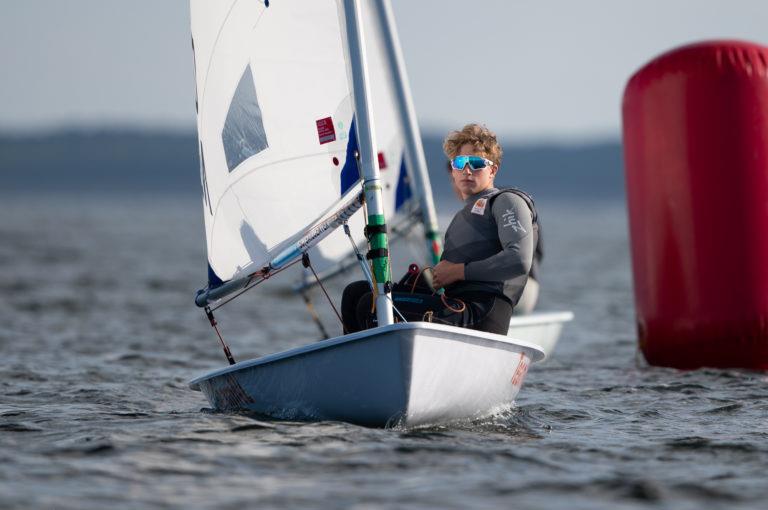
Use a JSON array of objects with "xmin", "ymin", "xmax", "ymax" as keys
[{"xmin": 441, "ymin": 187, "xmax": 534, "ymax": 305}]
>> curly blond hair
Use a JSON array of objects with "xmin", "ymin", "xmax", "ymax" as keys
[{"xmin": 442, "ymin": 123, "xmax": 503, "ymax": 166}]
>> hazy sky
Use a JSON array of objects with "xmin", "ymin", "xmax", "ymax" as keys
[{"xmin": 1, "ymin": 0, "xmax": 766, "ymax": 141}]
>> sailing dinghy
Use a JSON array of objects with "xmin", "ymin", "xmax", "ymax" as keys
[
  {"xmin": 190, "ymin": 323, "xmax": 543, "ymax": 427},
  {"xmin": 188, "ymin": 0, "xmax": 561, "ymax": 427}
]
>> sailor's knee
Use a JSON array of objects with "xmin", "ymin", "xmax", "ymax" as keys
[
  {"xmin": 354, "ymin": 291, "xmax": 375, "ymax": 330},
  {"xmin": 342, "ymin": 280, "xmax": 370, "ymax": 305},
  {"xmin": 342, "ymin": 280, "xmax": 371, "ymax": 333}
]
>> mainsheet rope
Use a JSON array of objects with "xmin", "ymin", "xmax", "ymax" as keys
[
  {"xmin": 302, "ymin": 253, "xmax": 345, "ymax": 332},
  {"xmin": 207, "ymin": 258, "xmax": 303, "ymax": 312},
  {"xmin": 202, "ymin": 258, "xmax": 303, "ymax": 365},
  {"xmin": 411, "ymin": 266, "xmax": 466, "ymax": 314}
]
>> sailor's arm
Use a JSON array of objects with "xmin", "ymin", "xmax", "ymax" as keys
[{"xmin": 464, "ymin": 193, "xmax": 534, "ymax": 282}]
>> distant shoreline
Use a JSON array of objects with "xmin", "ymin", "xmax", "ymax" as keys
[{"xmin": 0, "ymin": 129, "xmax": 624, "ymax": 200}]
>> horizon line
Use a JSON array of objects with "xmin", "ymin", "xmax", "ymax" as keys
[{"xmin": 0, "ymin": 124, "xmax": 622, "ymax": 147}]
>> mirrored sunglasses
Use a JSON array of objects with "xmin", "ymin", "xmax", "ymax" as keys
[{"xmin": 450, "ymin": 155, "xmax": 494, "ymax": 172}]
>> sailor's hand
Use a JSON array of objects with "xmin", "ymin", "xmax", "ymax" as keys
[{"xmin": 431, "ymin": 261, "xmax": 464, "ymax": 289}]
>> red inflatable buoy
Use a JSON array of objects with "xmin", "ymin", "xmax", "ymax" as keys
[{"xmin": 622, "ymin": 40, "xmax": 768, "ymax": 370}]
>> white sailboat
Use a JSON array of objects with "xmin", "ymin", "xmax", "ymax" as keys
[
  {"xmin": 189, "ymin": 322, "xmax": 544, "ymax": 427},
  {"xmin": 188, "ymin": 0, "xmax": 565, "ymax": 427}
]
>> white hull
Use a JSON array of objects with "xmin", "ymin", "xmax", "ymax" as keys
[
  {"xmin": 508, "ymin": 311, "xmax": 574, "ymax": 360},
  {"xmin": 190, "ymin": 322, "xmax": 544, "ymax": 428}
]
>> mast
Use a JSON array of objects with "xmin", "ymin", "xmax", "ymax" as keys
[
  {"xmin": 374, "ymin": 0, "xmax": 442, "ymax": 265},
  {"xmin": 344, "ymin": 0, "xmax": 394, "ymax": 327}
]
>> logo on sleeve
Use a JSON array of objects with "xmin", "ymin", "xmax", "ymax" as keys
[
  {"xmin": 471, "ymin": 198, "xmax": 487, "ymax": 215},
  {"xmin": 502, "ymin": 209, "xmax": 527, "ymax": 233}
]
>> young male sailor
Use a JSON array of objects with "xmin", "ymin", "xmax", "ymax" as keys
[
  {"xmin": 343, "ymin": 123, "xmax": 538, "ymax": 335},
  {"xmin": 444, "ymin": 157, "xmax": 542, "ymax": 315}
]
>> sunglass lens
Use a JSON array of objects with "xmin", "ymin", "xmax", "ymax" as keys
[
  {"xmin": 468, "ymin": 156, "xmax": 487, "ymax": 170},
  {"xmin": 452, "ymin": 156, "xmax": 469, "ymax": 170}
]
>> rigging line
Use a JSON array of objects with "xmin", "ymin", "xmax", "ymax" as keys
[
  {"xmin": 205, "ymin": 306, "xmax": 236, "ymax": 365},
  {"xmin": 301, "ymin": 290, "xmax": 330, "ymax": 340},
  {"xmin": 294, "ymin": 213, "xmax": 421, "ymax": 293},
  {"xmin": 411, "ymin": 266, "xmax": 431, "ymax": 293},
  {"xmin": 384, "ymin": 294, "xmax": 408, "ymax": 323},
  {"xmin": 303, "ymin": 254, "xmax": 345, "ymax": 332},
  {"xmin": 209, "ymin": 257, "xmax": 303, "ymax": 312},
  {"xmin": 343, "ymin": 221, "xmax": 374, "ymax": 289}
]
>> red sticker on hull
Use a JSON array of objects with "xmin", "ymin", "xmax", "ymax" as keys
[{"xmin": 511, "ymin": 355, "xmax": 530, "ymax": 387}]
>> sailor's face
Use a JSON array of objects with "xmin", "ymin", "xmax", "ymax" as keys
[{"xmin": 452, "ymin": 143, "xmax": 497, "ymax": 198}]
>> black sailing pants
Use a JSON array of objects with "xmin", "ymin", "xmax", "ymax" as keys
[{"xmin": 341, "ymin": 280, "xmax": 513, "ymax": 336}]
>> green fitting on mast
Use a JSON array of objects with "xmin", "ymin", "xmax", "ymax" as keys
[
  {"xmin": 367, "ymin": 213, "xmax": 391, "ymax": 283},
  {"xmin": 426, "ymin": 230, "xmax": 442, "ymax": 265}
]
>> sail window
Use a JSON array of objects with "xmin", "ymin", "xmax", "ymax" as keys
[{"xmin": 222, "ymin": 64, "xmax": 268, "ymax": 172}]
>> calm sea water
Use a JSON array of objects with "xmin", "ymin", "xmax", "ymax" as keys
[{"xmin": 1, "ymin": 194, "xmax": 767, "ymax": 509}]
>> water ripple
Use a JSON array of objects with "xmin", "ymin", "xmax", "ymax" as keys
[{"xmin": 2, "ymin": 198, "xmax": 767, "ymax": 509}]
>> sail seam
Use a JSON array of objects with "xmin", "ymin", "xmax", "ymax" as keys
[
  {"xmin": 199, "ymin": 0, "xmax": 248, "ymax": 125},
  {"xmin": 197, "ymin": 0, "xmax": 269, "ymax": 157},
  {"xmin": 209, "ymin": 183, "xmax": 363, "ymax": 280},
  {"xmin": 210, "ymin": 151, "xmax": 351, "ymax": 219}
]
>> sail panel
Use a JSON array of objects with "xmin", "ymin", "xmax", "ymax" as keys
[
  {"xmin": 191, "ymin": 0, "xmax": 361, "ymax": 283},
  {"xmin": 190, "ymin": 0, "xmax": 422, "ymax": 289}
]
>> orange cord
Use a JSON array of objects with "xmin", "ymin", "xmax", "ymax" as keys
[
  {"xmin": 411, "ymin": 266, "xmax": 432, "ymax": 294},
  {"xmin": 441, "ymin": 294, "xmax": 466, "ymax": 313},
  {"xmin": 421, "ymin": 266, "xmax": 466, "ymax": 313}
]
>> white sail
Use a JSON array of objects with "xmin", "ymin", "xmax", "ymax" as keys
[
  {"xmin": 191, "ymin": 0, "xmax": 416, "ymax": 291},
  {"xmin": 300, "ymin": 0, "xmax": 429, "ymax": 285}
]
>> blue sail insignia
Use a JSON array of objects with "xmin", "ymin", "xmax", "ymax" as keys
[
  {"xmin": 394, "ymin": 156, "xmax": 411, "ymax": 211},
  {"xmin": 207, "ymin": 263, "xmax": 224, "ymax": 289},
  {"xmin": 339, "ymin": 118, "xmax": 359, "ymax": 196}
]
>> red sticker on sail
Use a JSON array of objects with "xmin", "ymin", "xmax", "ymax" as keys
[
  {"xmin": 378, "ymin": 152, "xmax": 387, "ymax": 169},
  {"xmin": 316, "ymin": 117, "xmax": 336, "ymax": 144}
]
